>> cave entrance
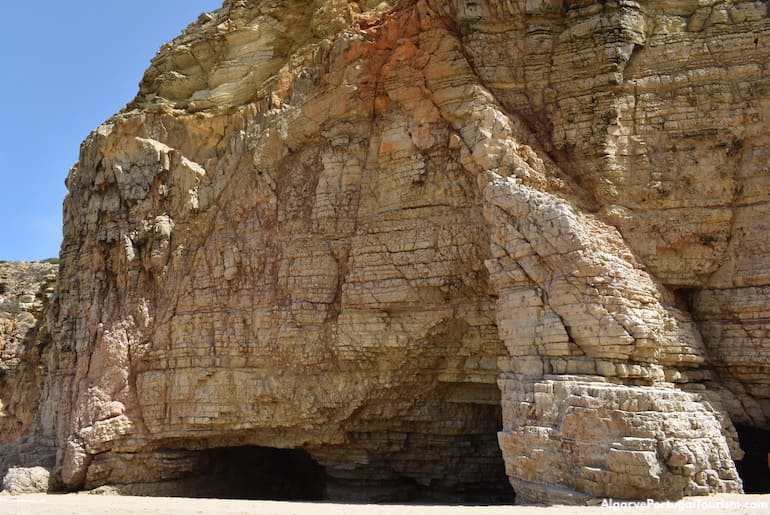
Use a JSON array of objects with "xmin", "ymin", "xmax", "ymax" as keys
[
  {"xmin": 735, "ymin": 425, "xmax": 770, "ymax": 493},
  {"xmin": 199, "ymin": 446, "xmax": 327, "ymax": 501}
]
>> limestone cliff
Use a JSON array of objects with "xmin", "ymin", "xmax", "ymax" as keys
[
  {"xmin": 0, "ymin": 261, "xmax": 57, "ymax": 473},
  {"xmin": 3, "ymin": 0, "xmax": 770, "ymax": 504}
]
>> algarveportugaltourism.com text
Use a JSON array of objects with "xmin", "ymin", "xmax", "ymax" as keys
[{"xmin": 600, "ymin": 498, "xmax": 769, "ymax": 510}]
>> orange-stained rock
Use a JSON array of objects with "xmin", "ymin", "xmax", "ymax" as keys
[{"xmin": 3, "ymin": 0, "xmax": 770, "ymax": 504}]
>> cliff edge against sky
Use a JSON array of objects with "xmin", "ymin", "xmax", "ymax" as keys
[{"xmin": 2, "ymin": 0, "xmax": 770, "ymax": 503}]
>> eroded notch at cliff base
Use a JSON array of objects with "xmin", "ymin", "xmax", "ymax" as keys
[
  {"xmin": 196, "ymin": 446, "xmax": 327, "ymax": 501},
  {"xmin": 735, "ymin": 425, "xmax": 770, "ymax": 493}
]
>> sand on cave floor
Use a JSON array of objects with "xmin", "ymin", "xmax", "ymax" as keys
[{"xmin": 0, "ymin": 494, "xmax": 769, "ymax": 515}]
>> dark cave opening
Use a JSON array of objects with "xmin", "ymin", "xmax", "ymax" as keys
[
  {"xmin": 735, "ymin": 425, "xmax": 770, "ymax": 493},
  {"xmin": 197, "ymin": 446, "xmax": 327, "ymax": 501}
]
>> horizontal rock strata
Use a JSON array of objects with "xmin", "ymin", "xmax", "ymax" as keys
[{"xmin": 3, "ymin": 0, "xmax": 770, "ymax": 504}]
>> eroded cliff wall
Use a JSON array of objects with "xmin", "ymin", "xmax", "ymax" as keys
[
  {"xmin": 5, "ymin": 0, "xmax": 770, "ymax": 504},
  {"xmin": 0, "ymin": 262, "xmax": 57, "ymax": 473}
]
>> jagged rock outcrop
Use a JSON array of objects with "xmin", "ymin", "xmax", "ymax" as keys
[
  {"xmin": 0, "ymin": 261, "xmax": 57, "ymax": 474},
  {"xmin": 3, "ymin": 0, "xmax": 770, "ymax": 504}
]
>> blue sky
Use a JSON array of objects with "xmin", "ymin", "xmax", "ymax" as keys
[{"xmin": 0, "ymin": 1, "xmax": 222, "ymax": 261}]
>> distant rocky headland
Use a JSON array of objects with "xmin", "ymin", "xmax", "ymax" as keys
[{"xmin": 2, "ymin": 0, "xmax": 769, "ymax": 504}]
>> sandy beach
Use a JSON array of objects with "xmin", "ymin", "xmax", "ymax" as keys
[{"xmin": 0, "ymin": 494, "xmax": 768, "ymax": 515}]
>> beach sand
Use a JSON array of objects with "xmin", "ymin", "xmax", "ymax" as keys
[{"xmin": 0, "ymin": 493, "xmax": 768, "ymax": 515}]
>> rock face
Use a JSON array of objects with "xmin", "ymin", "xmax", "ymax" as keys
[
  {"xmin": 0, "ymin": 261, "xmax": 57, "ymax": 474},
  {"xmin": 1, "ymin": 466, "xmax": 53, "ymax": 495},
  {"xmin": 3, "ymin": 0, "xmax": 770, "ymax": 504}
]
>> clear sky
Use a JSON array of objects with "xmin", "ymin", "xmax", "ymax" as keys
[{"xmin": 0, "ymin": 1, "xmax": 223, "ymax": 261}]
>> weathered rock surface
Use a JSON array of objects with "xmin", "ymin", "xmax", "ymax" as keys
[
  {"xmin": 0, "ymin": 261, "xmax": 57, "ymax": 474},
  {"xmin": 1, "ymin": 466, "xmax": 53, "ymax": 495},
  {"xmin": 3, "ymin": 0, "xmax": 770, "ymax": 505}
]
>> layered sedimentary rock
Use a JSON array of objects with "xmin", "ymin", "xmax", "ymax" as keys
[
  {"xmin": 3, "ymin": 0, "xmax": 770, "ymax": 504},
  {"xmin": 0, "ymin": 261, "xmax": 57, "ymax": 473}
]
